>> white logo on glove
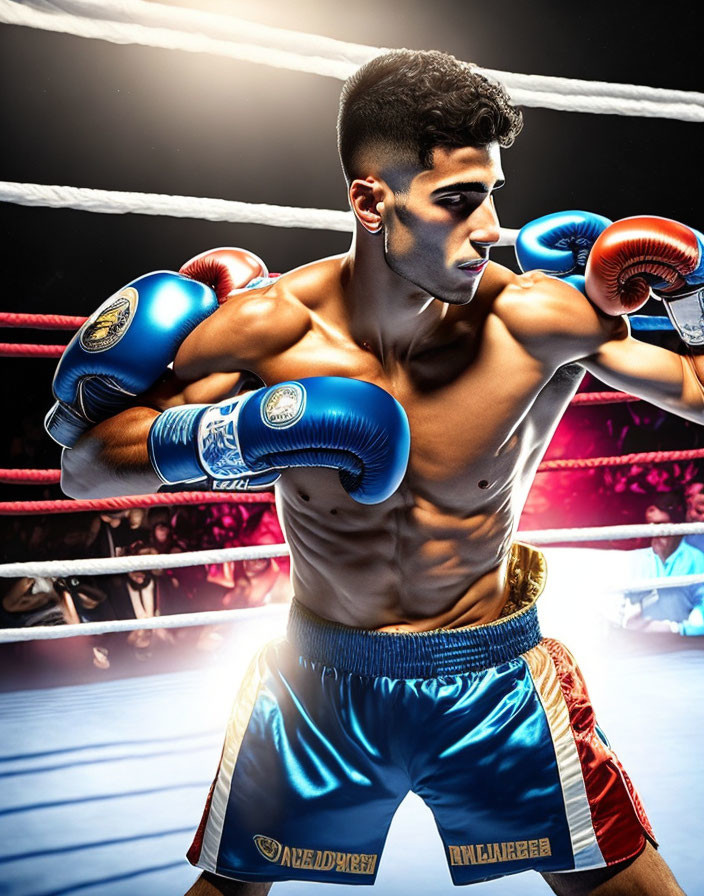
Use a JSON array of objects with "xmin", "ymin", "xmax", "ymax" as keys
[
  {"xmin": 262, "ymin": 383, "xmax": 306, "ymax": 429},
  {"xmin": 79, "ymin": 287, "xmax": 138, "ymax": 352}
]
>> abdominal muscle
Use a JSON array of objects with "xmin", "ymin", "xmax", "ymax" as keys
[{"xmin": 275, "ymin": 467, "xmax": 519, "ymax": 632}]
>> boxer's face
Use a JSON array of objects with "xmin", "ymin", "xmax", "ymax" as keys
[{"xmin": 381, "ymin": 142, "xmax": 504, "ymax": 304}]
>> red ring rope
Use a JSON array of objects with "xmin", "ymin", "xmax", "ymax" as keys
[
  {"xmin": 0, "ymin": 469, "xmax": 61, "ymax": 484},
  {"xmin": 0, "ymin": 343, "xmax": 66, "ymax": 358},
  {"xmin": 3, "ymin": 445, "xmax": 704, "ymax": 511},
  {"xmin": 568, "ymin": 391, "xmax": 639, "ymax": 405},
  {"xmin": 0, "ymin": 312, "xmax": 87, "ymax": 330},
  {"xmin": 538, "ymin": 447, "xmax": 704, "ymax": 471},
  {"xmin": 0, "ymin": 490, "xmax": 275, "ymax": 515}
]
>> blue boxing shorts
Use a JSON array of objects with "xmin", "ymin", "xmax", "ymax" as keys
[{"xmin": 187, "ymin": 543, "xmax": 655, "ymax": 886}]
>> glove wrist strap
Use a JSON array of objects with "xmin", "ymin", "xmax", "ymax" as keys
[
  {"xmin": 197, "ymin": 394, "xmax": 252, "ymax": 479},
  {"xmin": 657, "ymin": 287, "xmax": 704, "ymax": 347},
  {"xmin": 148, "ymin": 404, "xmax": 209, "ymax": 484},
  {"xmin": 45, "ymin": 400, "xmax": 90, "ymax": 449}
]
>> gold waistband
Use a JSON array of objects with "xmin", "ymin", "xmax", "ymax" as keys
[{"xmin": 498, "ymin": 541, "xmax": 548, "ymax": 620}]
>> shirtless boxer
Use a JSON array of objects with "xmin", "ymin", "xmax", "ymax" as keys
[{"xmin": 46, "ymin": 51, "xmax": 700, "ymax": 894}]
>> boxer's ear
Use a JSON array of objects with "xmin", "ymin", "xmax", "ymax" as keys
[{"xmin": 349, "ymin": 177, "xmax": 383, "ymax": 234}]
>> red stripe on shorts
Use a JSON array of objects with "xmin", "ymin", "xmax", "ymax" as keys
[{"xmin": 542, "ymin": 638, "xmax": 655, "ymax": 865}]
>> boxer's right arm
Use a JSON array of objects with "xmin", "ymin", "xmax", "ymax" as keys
[
  {"xmin": 60, "ymin": 288, "xmax": 312, "ymax": 498},
  {"xmin": 50, "ymin": 246, "xmax": 275, "ymax": 498},
  {"xmin": 46, "ymin": 247, "xmax": 270, "ymax": 449},
  {"xmin": 60, "ymin": 369, "xmax": 253, "ymax": 498}
]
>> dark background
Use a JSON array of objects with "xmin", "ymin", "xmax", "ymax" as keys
[{"xmin": 1, "ymin": 0, "xmax": 702, "ymax": 497}]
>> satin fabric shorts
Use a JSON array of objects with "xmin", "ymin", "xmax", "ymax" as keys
[{"xmin": 187, "ymin": 543, "xmax": 655, "ymax": 886}]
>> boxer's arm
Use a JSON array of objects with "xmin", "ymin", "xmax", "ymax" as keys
[
  {"xmin": 580, "ymin": 324, "xmax": 704, "ymax": 424},
  {"xmin": 173, "ymin": 286, "xmax": 311, "ymax": 381},
  {"xmin": 502, "ymin": 272, "xmax": 704, "ymax": 424},
  {"xmin": 60, "ymin": 370, "xmax": 250, "ymax": 498},
  {"xmin": 62, "ymin": 289, "xmax": 313, "ymax": 498},
  {"xmin": 576, "ymin": 214, "xmax": 704, "ymax": 423}
]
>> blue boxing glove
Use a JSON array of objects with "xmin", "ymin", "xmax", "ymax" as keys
[
  {"xmin": 515, "ymin": 210, "xmax": 612, "ymax": 294},
  {"xmin": 148, "ymin": 377, "xmax": 411, "ymax": 504},
  {"xmin": 45, "ymin": 272, "xmax": 217, "ymax": 448},
  {"xmin": 45, "ymin": 248, "xmax": 268, "ymax": 448}
]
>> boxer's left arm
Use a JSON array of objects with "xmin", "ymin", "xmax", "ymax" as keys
[
  {"xmin": 501, "ymin": 270, "xmax": 704, "ymax": 424},
  {"xmin": 581, "ymin": 319, "xmax": 704, "ymax": 424}
]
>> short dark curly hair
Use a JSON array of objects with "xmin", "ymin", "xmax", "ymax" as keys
[{"xmin": 337, "ymin": 49, "xmax": 523, "ymax": 186}]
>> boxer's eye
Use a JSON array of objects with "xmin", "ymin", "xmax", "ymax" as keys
[
  {"xmin": 439, "ymin": 195, "xmax": 466, "ymax": 206},
  {"xmin": 438, "ymin": 195, "xmax": 477, "ymax": 213}
]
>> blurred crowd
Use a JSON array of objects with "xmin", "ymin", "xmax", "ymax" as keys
[
  {"xmin": 519, "ymin": 369, "xmax": 704, "ymax": 539},
  {"xmin": 0, "ymin": 501, "xmax": 291, "ymax": 668}
]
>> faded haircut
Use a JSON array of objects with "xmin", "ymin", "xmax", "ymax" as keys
[{"xmin": 337, "ymin": 49, "xmax": 523, "ymax": 187}]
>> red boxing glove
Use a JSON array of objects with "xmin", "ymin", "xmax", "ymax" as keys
[
  {"xmin": 584, "ymin": 216, "xmax": 703, "ymax": 315},
  {"xmin": 180, "ymin": 247, "xmax": 269, "ymax": 303}
]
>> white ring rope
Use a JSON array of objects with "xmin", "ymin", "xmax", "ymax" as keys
[
  {"xmin": 522, "ymin": 522, "xmax": 704, "ymax": 544},
  {"xmin": 498, "ymin": 89, "xmax": 704, "ymax": 122},
  {"xmin": 0, "ymin": 568, "xmax": 700, "ymax": 644},
  {"xmin": 0, "ymin": 1, "xmax": 356, "ymax": 80},
  {"xmin": 0, "ymin": 542, "xmax": 290, "ymax": 579},
  {"xmin": 29, "ymin": 0, "xmax": 380, "ymax": 65},
  {"xmin": 2, "ymin": 0, "xmax": 703, "ymax": 121},
  {"xmin": 2, "ymin": 523, "xmax": 704, "ymax": 579},
  {"xmin": 0, "ymin": 181, "xmax": 520, "ymax": 245},
  {"xmin": 0, "ymin": 181, "xmax": 355, "ymax": 233},
  {"xmin": 617, "ymin": 572, "xmax": 704, "ymax": 594},
  {"xmin": 0, "ymin": 602, "xmax": 286, "ymax": 643}
]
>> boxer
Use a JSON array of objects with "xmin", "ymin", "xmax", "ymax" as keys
[{"xmin": 48, "ymin": 50, "xmax": 696, "ymax": 895}]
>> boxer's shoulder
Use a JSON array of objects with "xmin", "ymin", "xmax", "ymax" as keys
[
  {"xmin": 266, "ymin": 254, "xmax": 346, "ymax": 311},
  {"xmin": 223, "ymin": 276, "xmax": 310, "ymax": 328},
  {"xmin": 173, "ymin": 257, "xmax": 340, "ymax": 379},
  {"xmin": 493, "ymin": 266, "xmax": 625, "ymax": 340},
  {"xmin": 494, "ymin": 267, "xmax": 574, "ymax": 323},
  {"xmin": 220, "ymin": 255, "xmax": 341, "ymax": 324}
]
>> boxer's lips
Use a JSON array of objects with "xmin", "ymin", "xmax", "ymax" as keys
[{"xmin": 457, "ymin": 259, "xmax": 488, "ymax": 276}]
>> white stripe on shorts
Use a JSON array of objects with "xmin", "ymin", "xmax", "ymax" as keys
[{"xmin": 523, "ymin": 644, "xmax": 606, "ymax": 871}]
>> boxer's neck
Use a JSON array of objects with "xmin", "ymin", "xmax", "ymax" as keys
[{"xmin": 339, "ymin": 231, "xmax": 450, "ymax": 365}]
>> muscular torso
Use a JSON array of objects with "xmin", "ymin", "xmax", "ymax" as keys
[{"xmin": 177, "ymin": 257, "xmax": 587, "ymax": 631}]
